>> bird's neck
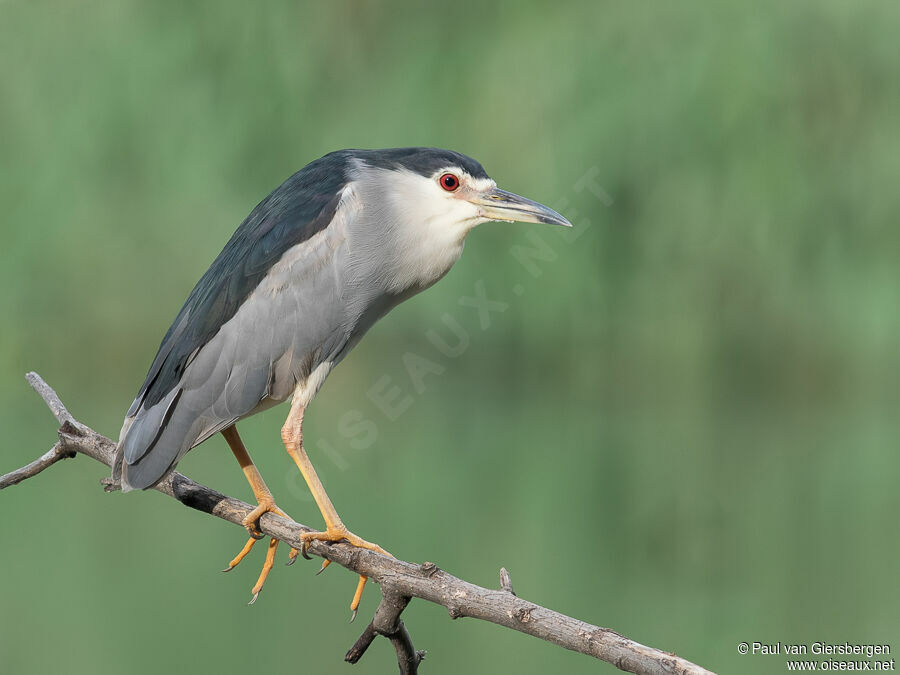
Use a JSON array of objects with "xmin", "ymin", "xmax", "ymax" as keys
[{"xmin": 343, "ymin": 189, "xmax": 469, "ymax": 296}]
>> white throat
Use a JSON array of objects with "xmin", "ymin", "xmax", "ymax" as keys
[{"xmin": 346, "ymin": 162, "xmax": 488, "ymax": 295}]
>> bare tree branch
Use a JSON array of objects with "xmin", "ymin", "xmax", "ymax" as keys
[
  {"xmin": 0, "ymin": 440, "xmax": 74, "ymax": 489},
  {"xmin": 346, "ymin": 590, "xmax": 424, "ymax": 673},
  {"xmin": 3, "ymin": 373, "xmax": 717, "ymax": 675}
]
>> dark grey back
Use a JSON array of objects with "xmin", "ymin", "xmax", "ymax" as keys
[{"xmin": 132, "ymin": 156, "xmax": 347, "ymax": 413}]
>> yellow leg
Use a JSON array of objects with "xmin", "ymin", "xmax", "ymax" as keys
[
  {"xmin": 221, "ymin": 425, "xmax": 298, "ymax": 604},
  {"xmin": 281, "ymin": 396, "xmax": 391, "ymax": 617}
]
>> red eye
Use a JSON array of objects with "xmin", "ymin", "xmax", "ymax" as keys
[{"xmin": 439, "ymin": 173, "xmax": 460, "ymax": 191}]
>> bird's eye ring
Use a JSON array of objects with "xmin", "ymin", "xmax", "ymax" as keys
[{"xmin": 439, "ymin": 173, "xmax": 460, "ymax": 192}]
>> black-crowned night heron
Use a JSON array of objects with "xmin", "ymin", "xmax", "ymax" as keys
[{"xmin": 113, "ymin": 147, "xmax": 571, "ymax": 613}]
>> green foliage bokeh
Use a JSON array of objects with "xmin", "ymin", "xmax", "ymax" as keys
[{"xmin": 1, "ymin": 2, "xmax": 898, "ymax": 673}]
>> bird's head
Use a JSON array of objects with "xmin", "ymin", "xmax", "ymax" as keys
[
  {"xmin": 350, "ymin": 147, "xmax": 570, "ymax": 232},
  {"xmin": 344, "ymin": 147, "xmax": 571, "ymax": 292}
]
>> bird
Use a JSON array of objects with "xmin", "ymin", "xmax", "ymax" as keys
[{"xmin": 112, "ymin": 147, "xmax": 571, "ymax": 613}]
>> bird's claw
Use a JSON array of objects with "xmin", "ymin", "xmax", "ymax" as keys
[
  {"xmin": 223, "ymin": 502, "xmax": 293, "ymax": 603},
  {"xmin": 300, "ymin": 539, "xmax": 313, "ymax": 560},
  {"xmin": 245, "ymin": 526, "xmax": 265, "ymax": 541},
  {"xmin": 298, "ymin": 526, "xmax": 391, "ymax": 558},
  {"xmin": 240, "ymin": 499, "xmax": 286, "ymax": 538},
  {"xmin": 293, "ymin": 527, "xmax": 388, "ymax": 619},
  {"xmin": 350, "ymin": 574, "xmax": 368, "ymax": 619}
]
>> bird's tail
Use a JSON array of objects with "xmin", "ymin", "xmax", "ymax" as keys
[
  {"xmin": 113, "ymin": 387, "xmax": 186, "ymax": 492},
  {"xmin": 111, "ymin": 416, "xmax": 132, "ymax": 491}
]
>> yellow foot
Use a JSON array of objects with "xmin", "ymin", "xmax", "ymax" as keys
[
  {"xmin": 300, "ymin": 525, "xmax": 392, "ymax": 621},
  {"xmin": 221, "ymin": 500, "xmax": 300, "ymax": 605}
]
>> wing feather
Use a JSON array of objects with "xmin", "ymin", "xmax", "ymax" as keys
[{"xmin": 115, "ymin": 155, "xmax": 349, "ymax": 490}]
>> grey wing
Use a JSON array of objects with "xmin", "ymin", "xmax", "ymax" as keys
[
  {"xmin": 116, "ymin": 292, "xmax": 283, "ymax": 491},
  {"xmin": 115, "ymin": 233, "xmax": 351, "ymax": 492},
  {"xmin": 115, "ymin": 164, "xmax": 355, "ymax": 491}
]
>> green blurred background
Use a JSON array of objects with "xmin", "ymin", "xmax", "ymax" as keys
[{"xmin": 2, "ymin": 1, "xmax": 898, "ymax": 673}]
